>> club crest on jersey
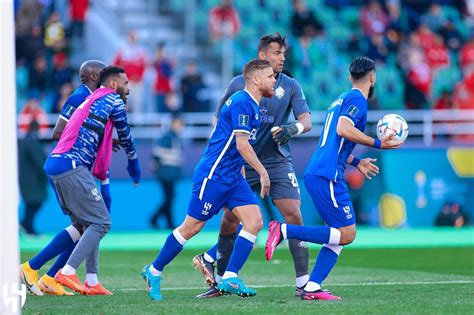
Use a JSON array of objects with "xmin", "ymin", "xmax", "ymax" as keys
[
  {"xmin": 275, "ymin": 86, "xmax": 285, "ymax": 99},
  {"xmin": 346, "ymin": 105, "xmax": 359, "ymax": 118},
  {"xmin": 239, "ymin": 114, "xmax": 249, "ymax": 126}
]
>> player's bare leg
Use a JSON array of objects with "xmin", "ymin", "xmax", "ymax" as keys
[{"xmin": 273, "ymin": 198, "xmax": 309, "ymax": 295}]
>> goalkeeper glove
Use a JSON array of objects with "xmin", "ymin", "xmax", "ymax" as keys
[{"xmin": 272, "ymin": 122, "xmax": 303, "ymax": 146}]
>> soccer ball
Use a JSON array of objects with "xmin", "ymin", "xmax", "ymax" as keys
[{"xmin": 376, "ymin": 114, "xmax": 409, "ymax": 142}]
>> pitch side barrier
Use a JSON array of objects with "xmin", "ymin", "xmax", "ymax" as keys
[{"xmin": 19, "ymin": 110, "xmax": 474, "ymax": 146}]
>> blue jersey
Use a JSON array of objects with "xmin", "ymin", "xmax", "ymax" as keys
[
  {"xmin": 305, "ymin": 88, "xmax": 367, "ymax": 181},
  {"xmin": 55, "ymin": 93, "xmax": 137, "ymax": 170},
  {"xmin": 195, "ymin": 90, "xmax": 261, "ymax": 184},
  {"xmin": 59, "ymin": 84, "xmax": 92, "ymax": 122}
]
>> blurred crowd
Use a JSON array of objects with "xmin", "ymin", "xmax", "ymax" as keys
[
  {"xmin": 284, "ymin": 0, "xmax": 474, "ymax": 111},
  {"xmin": 14, "ymin": 0, "xmax": 474, "ymax": 119}
]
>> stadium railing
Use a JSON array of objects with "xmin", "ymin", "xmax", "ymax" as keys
[{"xmin": 18, "ymin": 110, "xmax": 474, "ymax": 146}]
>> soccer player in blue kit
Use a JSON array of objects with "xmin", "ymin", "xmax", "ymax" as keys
[
  {"xmin": 34, "ymin": 66, "xmax": 140, "ymax": 295},
  {"xmin": 194, "ymin": 33, "xmax": 312, "ymax": 298},
  {"xmin": 20, "ymin": 60, "xmax": 118, "ymax": 296},
  {"xmin": 142, "ymin": 59, "xmax": 276, "ymax": 301},
  {"xmin": 266, "ymin": 57, "xmax": 402, "ymax": 300}
]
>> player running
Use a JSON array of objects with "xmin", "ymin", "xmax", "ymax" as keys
[
  {"xmin": 142, "ymin": 59, "xmax": 275, "ymax": 301},
  {"xmin": 39, "ymin": 66, "xmax": 139, "ymax": 295},
  {"xmin": 19, "ymin": 60, "xmax": 117, "ymax": 296},
  {"xmin": 193, "ymin": 33, "xmax": 312, "ymax": 298},
  {"xmin": 265, "ymin": 56, "xmax": 402, "ymax": 300}
]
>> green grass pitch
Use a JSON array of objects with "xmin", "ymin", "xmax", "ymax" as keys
[{"xmin": 21, "ymin": 246, "xmax": 474, "ymax": 314}]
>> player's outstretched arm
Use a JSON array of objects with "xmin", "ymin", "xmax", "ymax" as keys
[
  {"xmin": 235, "ymin": 132, "xmax": 270, "ymax": 198},
  {"xmin": 337, "ymin": 117, "xmax": 402, "ymax": 149},
  {"xmin": 271, "ymin": 112, "xmax": 312, "ymax": 146}
]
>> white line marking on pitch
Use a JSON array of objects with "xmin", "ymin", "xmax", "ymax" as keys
[{"xmin": 118, "ymin": 280, "xmax": 474, "ymax": 292}]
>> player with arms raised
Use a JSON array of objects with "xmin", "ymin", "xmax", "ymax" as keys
[
  {"xmin": 194, "ymin": 33, "xmax": 312, "ymax": 298},
  {"xmin": 265, "ymin": 56, "xmax": 402, "ymax": 300},
  {"xmin": 141, "ymin": 59, "xmax": 275, "ymax": 301}
]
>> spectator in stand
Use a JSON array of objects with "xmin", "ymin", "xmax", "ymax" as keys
[
  {"xmin": 16, "ymin": 24, "xmax": 46, "ymax": 69},
  {"xmin": 113, "ymin": 30, "xmax": 148, "ymax": 113},
  {"xmin": 19, "ymin": 98, "xmax": 49, "ymax": 134},
  {"xmin": 15, "ymin": 0, "xmax": 42, "ymax": 37},
  {"xmin": 360, "ymin": 0, "xmax": 389, "ymax": 37},
  {"xmin": 421, "ymin": 3, "xmax": 448, "ymax": 34},
  {"xmin": 153, "ymin": 43, "xmax": 174, "ymax": 112},
  {"xmin": 69, "ymin": 0, "xmax": 89, "ymax": 40},
  {"xmin": 51, "ymin": 52, "xmax": 73, "ymax": 92},
  {"xmin": 434, "ymin": 89, "xmax": 454, "ymax": 110},
  {"xmin": 453, "ymin": 67, "xmax": 474, "ymax": 110},
  {"xmin": 28, "ymin": 55, "xmax": 49, "ymax": 100},
  {"xmin": 460, "ymin": 37, "xmax": 474, "ymax": 72},
  {"xmin": 18, "ymin": 120, "xmax": 48, "ymax": 236},
  {"xmin": 366, "ymin": 33, "xmax": 388, "ymax": 64},
  {"xmin": 425, "ymin": 34, "xmax": 450, "ymax": 70},
  {"xmin": 180, "ymin": 61, "xmax": 209, "ymax": 112},
  {"xmin": 290, "ymin": 0, "xmax": 324, "ymax": 39},
  {"xmin": 442, "ymin": 20, "xmax": 463, "ymax": 51},
  {"xmin": 208, "ymin": 0, "xmax": 240, "ymax": 40},
  {"xmin": 385, "ymin": 0, "xmax": 403, "ymax": 52},
  {"xmin": 44, "ymin": 11, "xmax": 67, "ymax": 54},
  {"xmin": 404, "ymin": 49, "xmax": 432, "ymax": 109},
  {"xmin": 416, "ymin": 24, "xmax": 437, "ymax": 52}
]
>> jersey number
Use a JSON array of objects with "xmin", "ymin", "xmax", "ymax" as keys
[
  {"xmin": 288, "ymin": 173, "xmax": 299, "ymax": 188},
  {"xmin": 320, "ymin": 111, "xmax": 334, "ymax": 147}
]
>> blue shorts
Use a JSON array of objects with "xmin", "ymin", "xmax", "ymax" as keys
[
  {"xmin": 304, "ymin": 174, "xmax": 355, "ymax": 228},
  {"xmin": 187, "ymin": 173, "xmax": 257, "ymax": 221}
]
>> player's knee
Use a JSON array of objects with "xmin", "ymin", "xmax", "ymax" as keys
[
  {"xmin": 339, "ymin": 229, "xmax": 356, "ymax": 245},
  {"xmin": 245, "ymin": 215, "xmax": 263, "ymax": 234}
]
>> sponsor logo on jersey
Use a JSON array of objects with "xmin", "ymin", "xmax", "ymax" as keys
[
  {"xmin": 275, "ymin": 86, "xmax": 285, "ymax": 99},
  {"xmin": 239, "ymin": 114, "xmax": 249, "ymax": 127},
  {"xmin": 225, "ymin": 99, "xmax": 232, "ymax": 106}
]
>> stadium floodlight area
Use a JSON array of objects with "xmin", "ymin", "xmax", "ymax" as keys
[{"xmin": 0, "ymin": 0, "xmax": 21, "ymax": 314}]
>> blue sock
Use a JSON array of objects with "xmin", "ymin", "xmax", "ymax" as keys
[
  {"xmin": 310, "ymin": 246, "xmax": 341, "ymax": 285},
  {"xmin": 29, "ymin": 229, "xmax": 75, "ymax": 270},
  {"xmin": 206, "ymin": 244, "xmax": 218, "ymax": 261},
  {"xmin": 152, "ymin": 230, "xmax": 185, "ymax": 271},
  {"xmin": 287, "ymin": 225, "xmax": 330, "ymax": 245},
  {"xmin": 46, "ymin": 242, "xmax": 77, "ymax": 277},
  {"xmin": 225, "ymin": 232, "xmax": 255, "ymax": 275}
]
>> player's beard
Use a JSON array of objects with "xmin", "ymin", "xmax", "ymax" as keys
[
  {"xmin": 117, "ymin": 87, "xmax": 128, "ymax": 102},
  {"xmin": 368, "ymin": 84, "xmax": 375, "ymax": 99},
  {"xmin": 263, "ymin": 86, "xmax": 274, "ymax": 98}
]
